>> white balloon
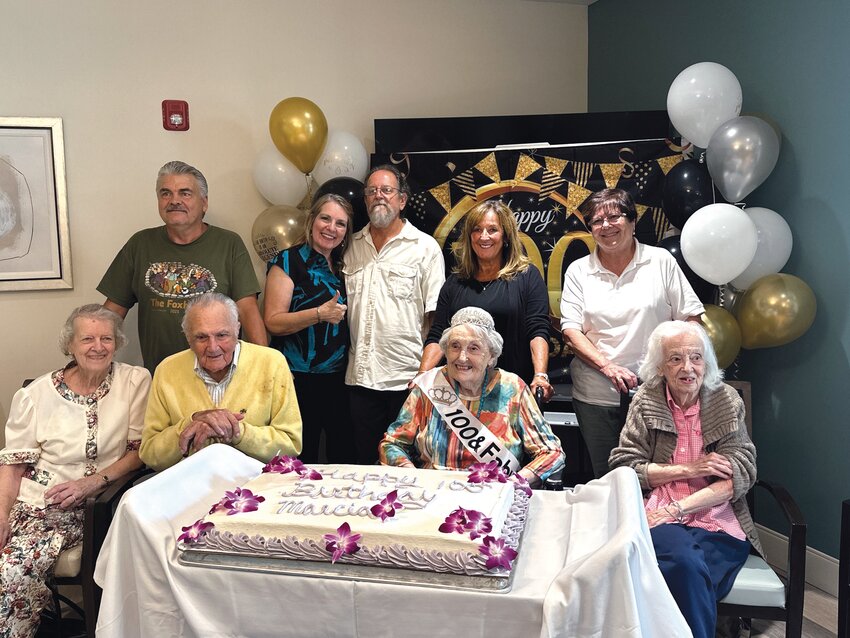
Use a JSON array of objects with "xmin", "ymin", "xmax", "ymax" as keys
[
  {"xmin": 730, "ymin": 207, "xmax": 793, "ymax": 290},
  {"xmin": 680, "ymin": 203, "xmax": 758, "ymax": 285},
  {"xmin": 312, "ymin": 130, "xmax": 369, "ymax": 186},
  {"xmin": 252, "ymin": 147, "xmax": 308, "ymax": 206},
  {"xmin": 667, "ymin": 62, "xmax": 742, "ymax": 148}
]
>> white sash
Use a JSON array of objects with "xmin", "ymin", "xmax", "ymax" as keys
[{"xmin": 414, "ymin": 367, "xmax": 521, "ymax": 475}]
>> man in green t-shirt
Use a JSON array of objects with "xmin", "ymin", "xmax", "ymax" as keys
[{"xmin": 98, "ymin": 161, "xmax": 267, "ymax": 373}]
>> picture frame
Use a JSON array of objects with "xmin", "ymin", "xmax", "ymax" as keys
[{"xmin": 0, "ymin": 116, "xmax": 72, "ymax": 291}]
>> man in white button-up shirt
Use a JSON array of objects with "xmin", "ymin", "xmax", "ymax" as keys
[{"xmin": 343, "ymin": 165, "xmax": 445, "ymax": 463}]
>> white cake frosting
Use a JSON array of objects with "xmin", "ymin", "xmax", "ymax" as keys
[{"xmin": 194, "ymin": 463, "xmax": 529, "ymax": 576}]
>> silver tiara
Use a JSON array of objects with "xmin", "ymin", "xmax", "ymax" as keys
[{"xmin": 449, "ymin": 307, "xmax": 496, "ymax": 331}]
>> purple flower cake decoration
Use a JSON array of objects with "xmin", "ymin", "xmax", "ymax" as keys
[
  {"xmin": 438, "ymin": 507, "xmax": 470, "ymax": 534},
  {"xmin": 178, "ymin": 519, "xmax": 214, "ymax": 544},
  {"xmin": 323, "ymin": 522, "xmax": 362, "ymax": 563},
  {"xmin": 510, "ymin": 473, "xmax": 533, "ymax": 497},
  {"xmin": 479, "ymin": 535, "xmax": 518, "ymax": 571},
  {"xmin": 208, "ymin": 496, "xmax": 230, "ymax": 515},
  {"xmin": 221, "ymin": 487, "xmax": 265, "ymax": 515},
  {"xmin": 438, "ymin": 507, "xmax": 492, "ymax": 539},
  {"xmin": 371, "ymin": 489, "xmax": 404, "ymax": 522},
  {"xmin": 261, "ymin": 455, "xmax": 323, "ymax": 481},
  {"xmin": 298, "ymin": 467, "xmax": 323, "ymax": 481},
  {"xmin": 467, "ymin": 461, "xmax": 507, "ymax": 484},
  {"xmin": 462, "ymin": 509, "xmax": 493, "ymax": 540},
  {"xmin": 262, "ymin": 455, "xmax": 305, "ymax": 474}
]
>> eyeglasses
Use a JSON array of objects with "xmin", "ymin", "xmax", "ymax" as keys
[
  {"xmin": 588, "ymin": 213, "xmax": 628, "ymax": 229},
  {"xmin": 364, "ymin": 185, "xmax": 401, "ymax": 198}
]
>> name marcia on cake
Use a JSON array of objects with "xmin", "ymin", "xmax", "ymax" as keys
[{"xmin": 276, "ymin": 468, "xmax": 488, "ymax": 516}]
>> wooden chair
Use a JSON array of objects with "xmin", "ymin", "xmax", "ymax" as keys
[
  {"xmin": 717, "ymin": 479, "xmax": 807, "ymax": 638},
  {"xmin": 45, "ymin": 467, "xmax": 150, "ymax": 637},
  {"xmin": 838, "ymin": 499, "xmax": 850, "ymax": 638}
]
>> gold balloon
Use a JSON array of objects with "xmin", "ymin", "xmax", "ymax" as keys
[
  {"xmin": 251, "ymin": 205, "xmax": 307, "ymax": 262},
  {"xmin": 702, "ymin": 304, "xmax": 742, "ymax": 369},
  {"xmin": 268, "ymin": 97, "xmax": 328, "ymax": 174},
  {"xmin": 735, "ymin": 274, "xmax": 816, "ymax": 349}
]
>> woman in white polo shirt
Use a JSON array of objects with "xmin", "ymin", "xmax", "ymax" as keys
[{"xmin": 560, "ymin": 188, "xmax": 703, "ymax": 478}]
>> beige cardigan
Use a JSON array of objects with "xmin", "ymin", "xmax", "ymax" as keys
[{"xmin": 609, "ymin": 382, "xmax": 762, "ymax": 556}]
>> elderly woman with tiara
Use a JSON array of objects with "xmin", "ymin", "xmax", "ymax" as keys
[
  {"xmin": 418, "ymin": 199, "xmax": 554, "ymax": 401},
  {"xmin": 380, "ymin": 307, "xmax": 564, "ymax": 487}
]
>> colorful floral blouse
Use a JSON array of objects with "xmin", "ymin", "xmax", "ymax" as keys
[{"xmin": 379, "ymin": 367, "xmax": 564, "ymax": 482}]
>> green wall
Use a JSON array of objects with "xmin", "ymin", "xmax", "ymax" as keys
[{"xmin": 588, "ymin": 0, "xmax": 850, "ymax": 557}]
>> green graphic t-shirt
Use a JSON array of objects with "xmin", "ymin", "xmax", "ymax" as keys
[{"xmin": 97, "ymin": 225, "xmax": 260, "ymax": 373}]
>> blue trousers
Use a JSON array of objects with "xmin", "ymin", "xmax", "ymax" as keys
[{"xmin": 651, "ymin": 524, "xmax": 751, "ymax": 638}]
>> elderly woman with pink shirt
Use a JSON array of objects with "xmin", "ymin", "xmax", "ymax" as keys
[{"xmin": 609, "ymin": 321, "xmax": 759, "ymax": 638}]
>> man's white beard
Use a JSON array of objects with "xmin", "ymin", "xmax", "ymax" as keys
[{"xmin": 369, "ymin": 204, "xmax": 395, "ymax": 229}]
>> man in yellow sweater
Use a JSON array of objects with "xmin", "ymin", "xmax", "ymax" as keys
[{"xmin": 140, "ymin": 293, "xmax": 302, "ymax": 471}]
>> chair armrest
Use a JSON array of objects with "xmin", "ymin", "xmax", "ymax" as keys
[
  {"xmin": 753, "ymin": 478, "xmax": 807, "ymax": 623},
  {"xmin": 755, "ymin": 479, "xmax": 805, "ymax": 527},
  {"xmin": 82, "ymin": 467, "xmax": 154, "ymax": 571},
  {"xmin": 96, "ymin": 467, "xmax": 153, "ymax": 509},
  {"xmin": 75, "ymin": 467, "xmax": 152, "ymax": 636}
]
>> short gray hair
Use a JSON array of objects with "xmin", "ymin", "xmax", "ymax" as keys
[
  {"xmin": 639, "ymin": 320, "xmax": 724, "ymax": 391},
  {"xmin": 181, "ymin": 293, "xmax": 240, "ymax": 338},
  {"xmin": 59, "ymin": 304, "xmax": 128, "ymax": 356},
  {"xmin": 157, "ymin": 160, "xmax": 208, "ymax": 198},
  {"xmin": 438, "ymin": 307, "xmax": 503, "ymax": 365}
]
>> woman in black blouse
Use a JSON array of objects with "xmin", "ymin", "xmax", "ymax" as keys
[
  {"xmin": 263, "ymin": 194, "xmax": 355, "ymax": 463},
  {"xmin": 418, "ymin": 199, "xmax": 553, "ymax": 400}
]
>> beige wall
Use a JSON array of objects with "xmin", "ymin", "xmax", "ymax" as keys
[{"xmin": 0, "ymin": 0, "xmax": 587, "ymax": 443}]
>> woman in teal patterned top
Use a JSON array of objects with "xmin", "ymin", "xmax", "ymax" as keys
[{"xmin": 264, "ymin": 194, "xmax": 354, "ymax": 463}]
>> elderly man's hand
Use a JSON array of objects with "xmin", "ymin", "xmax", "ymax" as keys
[
  {"xmin": 179, "ymin": 421, "xmax": 217, "ymax": 457},
  {"xmin": 190, "ymin": 409, "xmax": 245, "ymax": 441},
  {"xmin": 687, "ymin": 452, "xmax": 733, "ymax": 480}
]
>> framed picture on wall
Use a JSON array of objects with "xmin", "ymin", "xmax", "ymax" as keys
[{"xmin": 0, "ymin": 116, "xmax": 72, "ymax": 291}]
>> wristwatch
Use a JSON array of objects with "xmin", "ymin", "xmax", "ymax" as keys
[
  {"xmin": 534, "ymin": 372, "xmax": 549, "ymax": 383},
  {"xmin": 99, "ymin": 473, "xmax": 110, "ymax": 486}
]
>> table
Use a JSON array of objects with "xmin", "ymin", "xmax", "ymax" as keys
[{"xmin": 94, "ymin": 445, "xmax": 691, "ymax": 637}]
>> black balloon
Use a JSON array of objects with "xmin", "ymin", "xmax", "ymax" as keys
[
  {"xmin": 314, "ymin": 177, "xmax": 369, "ymax": 233},
  {"xmin": 658, "ymin": 235, "xmax": 717, "ymax": 303},
  {"xmin": 662, "ymin": 159, "xmax": 716, "ymax": 230}
]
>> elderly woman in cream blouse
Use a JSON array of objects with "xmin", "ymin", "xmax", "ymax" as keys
[{"xmin": 0, "ymin": 304, "xmax": 150, "ymax": 638}]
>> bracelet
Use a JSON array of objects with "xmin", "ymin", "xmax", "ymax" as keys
[
  {"xmin": 316, "ymin": 307, "xmax": 321, "ymax": 323},
  {"xmin": 666, "ymin": 500, "xmax": 686, "ymax": 523},
  {"xmin": 534, "ymin": 372, "xmax": 549, "ymax": 382}
]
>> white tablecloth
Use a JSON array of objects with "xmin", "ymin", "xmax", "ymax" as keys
[{"xmin": 94, "ymin": 445, "xmax": 690, "ymax": 637}]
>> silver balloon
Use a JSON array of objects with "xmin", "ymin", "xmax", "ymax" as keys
[
  {"xmin": 718, "ymin": 284, "xmax": 745, "ymax": 315},
  {"xmin": 706, "ymin": 116, "xmax": 780, "ymax": 202}
]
